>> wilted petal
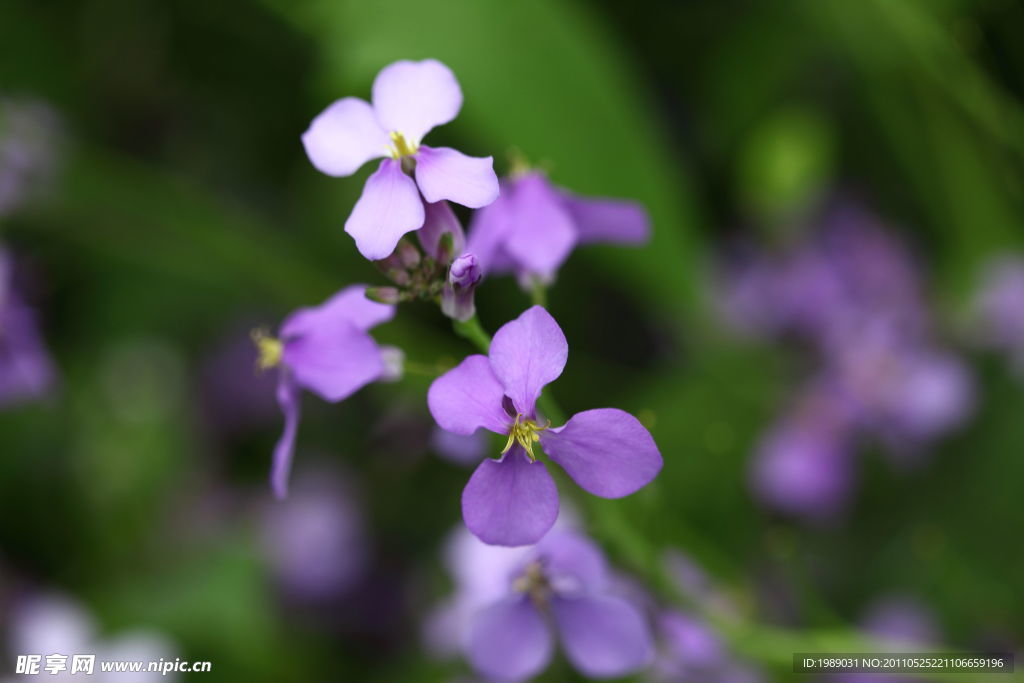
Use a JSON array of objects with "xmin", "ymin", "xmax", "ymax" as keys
[
  {"xmin": 271, "ymin": 372, "xmax": 301, "ymax": 499},
  {"xmin": 489, "ymin": 306, "xmax": 567, "ymax": 416},
  {"xmin": 502, "ymin": 173, "xmax": 577, "ymax": 279},
  {"xmin": 552, "ymin": 595, "xmax": 653, "ymax": 679},
  {"xmin": 467, "ymin": 597, "xmax": 553, "ymax": 681},
  {"xmin": 542, "ymin": 408, "xmax": 662, "ymax": 498},
  {"xmin": 301, "ymin": 97, "xmax": 389, "ymax": 177},
  {"xmin": 563, "ymin": 194, "xmax": 650, "ymax": 245},
  {"xmin": 281, "ymin": 285, "xmax": 394, "ymax": 336},
  {"xmin": 415, "ymin": 146, "xmax": 498, "ymax": 208},
  {"xmin": 282, "ymin": 319, "xmax": 383, "ymax": 402},
  {"xmin": 462, "ymin": 448, "xmax": 559, "ymax": 546},
  {"xmin": 371, "ymin": 59, "xmax": 462, "ymax": 143},
  {"xmin": 428, "ymin": 354, "xmax": 511, "ymax": 435},
  {"xmin": 345, "ymin": 159, "xmax": 425, "ymax": 260},
  {"xmin": 417, "ymin": 200, "xmax": 465, "ymax": 261}
]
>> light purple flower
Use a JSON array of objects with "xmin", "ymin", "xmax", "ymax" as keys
[
  {"xmin": 417, "ymin": 199, "xmax": 465, "ymax": 264},
  {"xmin": 467, "ymin": 171, "xmax": 650, "ymax": 285},
  {"xmin": 0, "ymin": 250, "xmax": 56, "ymax": 407},
  {"xmin": 428, "ymin": 306, "xmax": 662, "ymax": 546},
  {"xmin": 302, "ymin": 60, "xmax": 499, "ymax": 260},
  {"xmin": 256, "ymin": 285, "xmax": 396, "ymax": 498},
  {"xmin": 260, "ymin": 467, "xmax": 366, "ymax": 600},
  {"xmin": 460, "ymin": 529, "xmax": 653, "ymax": 681},
  {"xmin": 441, "ymin": 252, "xmax": 482, "ymax": 322},
  {"xmin": 750, "ymin": 388, "xmax": 855, "ymax": 520}
]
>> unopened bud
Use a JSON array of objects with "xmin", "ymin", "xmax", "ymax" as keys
[
  {"xmin": 441, "ymin": 253, "xmax": 482, "ymax": 322},
  {"xmin": 396, "ymin": 239, "xmax": 421, "ymax": 269},
  {"xmin": 365, "ymin": 286, "xmax": 403, "ymax": 305}
]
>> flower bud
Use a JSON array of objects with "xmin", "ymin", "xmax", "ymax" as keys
[
  {"xmin": 396, "ymin": 239, "xmax": 421, "ymax": 269},
  {"xmin": 441, "ymin": 253, "xmax": 482, "ymax": 322},
  {"xmin": 365, "ymin": 286, "xmax": 403, "ymax": 305}
]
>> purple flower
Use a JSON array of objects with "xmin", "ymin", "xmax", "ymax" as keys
[
  {"xmin": 467, "ymin": 171, "xmax": 650, "ymax": 285},
  {"xmin": 462, "ymin": 529, "xmax": 653, "ymax": 680},
  {"xmin": 302, "ymin": 59, "xmax": 499, "ymax": 260},
  {"xmin": 256, "ymin": 285, "xmax": 396, "ymax": 498},
  {"xmin": 0, "ymin": 250, "xmax": 56, "ymax": 407},
  {"xmin": 441, "ymin": 252, "xmax": 482, "ymax": 322},
  {"xmin": 260, "ymin": 467, "xmax": 366, "ymax": 601},
  {"xmin": 417, "ymin": 199, "xmax": 465, "ymax": 265},
  {"xmin": 428, "ymin": 306, "xmax": 662, "ymax": 546}
]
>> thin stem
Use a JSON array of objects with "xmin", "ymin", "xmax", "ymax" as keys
[
  {"xmin": 452, "ymin": 315, "xmax": 492, "ymax": 354},
  {"xmin": 530, "ymin": 279, "xmax": 548, "ymax": 308}
]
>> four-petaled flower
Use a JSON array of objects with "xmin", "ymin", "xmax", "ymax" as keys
[
  {"xmin": 464, "ymin": 528, "xmax": 653, "ymax": 681},
  {"xmin": 302, "ymin": 59, "xmax": 499, "ymax": 261},
  {"xmin": 256, "ymin": 286, "xmax": 398, "ymax": 498},
  {"xmin": 428, "ymin": 305, "xmax": 663, "ymax": 546},
  {"xmin": 467, "ymin": 170, "xmax": 650, "ymax": 286}
]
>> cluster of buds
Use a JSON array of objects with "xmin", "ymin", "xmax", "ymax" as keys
[{"xmin": 366, "ymin": 200, "xmax": 481, "ymax": 322}]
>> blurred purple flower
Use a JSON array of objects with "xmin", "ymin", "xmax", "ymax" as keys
[
  {"xmin": 6, "ymin": 593, "xmax": 179, "ymax": 682},
  {"xmin": 260, "ymin": 467, "xmax": 366, "ymax": 601},
  {"xmin": 0, "ymin": 250, "xmax": 55, "ymax": 407},
  {"xmin": 441, "ymin": 252, "xmax": 482, "ymax": 322},
  {"xmin": 430, "ymin": 426, "xmax": 488, "ymax": 466},
  {"xmin": 973, "ymin": 256, "xmax": 1024, "ymax": 365},
  {"xmin": 467, "ymin": 170, "xmax": 650, "ymax": 285},
  {"xmin": 453, "ymin": 528, "xmax": 653, "ymax": 681},
  {"xmin": 417, "ymin": 199, "xmax": 465, "ymax": 265},
  {"xmin": 0, "ymin": 98, "xmax": 61, "ymax": 217},
  {"xmin": 256, "ymin": 285, "xmax": 397, "ymax": 498},
  {"xmin": 750, "ymin": 388, "xmax": 855, "ymax": 520},
  {"xmin": 302, "ymin": 59, "xmax": 498, "ymax": 260},
  {"xmin": 830, "ymin": 596, "xmax": 939, "ymax": 683},
  {"xmin": 428, "ymin": 306, "xmax": 662, "ymax": 546}
]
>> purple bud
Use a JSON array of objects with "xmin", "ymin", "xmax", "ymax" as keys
[
  {"xmin": 365, "ymin": 286, "xmax": 403, "ymax": 305},
  {"xmin": 441, "ymin": 253, "xmax": 482, "ymax": 322},
  {"xmin": 396, "ymin": 239, "xmax": 421, "ymax": 269}
]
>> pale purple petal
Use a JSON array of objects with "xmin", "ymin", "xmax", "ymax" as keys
[
  {"xmin": 344, "ymin": 159, "xmax": 425, "ymax": 260},
  {"xmin": 415, "ymin": 146, "xmax": 499, "ymax": 208},
  {"xmin": 535, "ymin": 530, "xmax": 609, "ymax": 595},
  {"xmin": 488, "ymin": 306, "xmax": 567, "ymax": 416},
  {"xmin": 466, "ymin": 190, "xmax": 515, "ymax": 274},
  {"xmin": 371, "ymin": 59, "xmax": 462, "ymax": 143},
  {"xmin": 562, "ymin": 194, "xmax": 650, "ymax": 245},
  {"xmin": 501, "ymin": 173, "xmax": 578, "ymax": 279},
  {"xmin": 542, "ymin": 408, "xmax": 662, "ymax": 498},
  {"xmin": 282, "ymin": 319, "xmax": 383, "ymax": 402},
  {"xmin": 467, "ymin": 597, "xmax": 553, "ymax": 681},
  {"xmin": 428, "ymin": 354, "xmax": 511, "ymax": 435},
  {"xmin": 552, "ymin": 595, "xmax": 653, "ymax": 679},
  {"xmin": 281, "ymin": 284, "xmax": 394, "ymax": 336},
  {"xmin": 417, "ymin": 200, "xmax": 465, "ymax": 261},
  {"xmin": 271, "ymin": 372, "xmax": 301, "ymax": 499},
  {"xmin": 301, "ymin": 97, "xmax": 389, "ymax": 177},
  {"xmin": 462, "ymin": 448, "xmax": 559, "ymax": 546}
]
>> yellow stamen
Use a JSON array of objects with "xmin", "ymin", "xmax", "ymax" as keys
[
  {"xmin": 387, "ymin": 131, "xmax": 418, "ymax": 159},
  {"xmin": 501, "ymin": 413, "xmax": 552, "ymax": 462},
  {"xmin": 251, "ymin": 328, "xmax": 283, "ymax": 371}
]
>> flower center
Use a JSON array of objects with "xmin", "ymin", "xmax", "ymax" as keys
[
  {"xmin": 512, "ymin": 560, "xmax": 551, "ymax": 607},
  {"xmin": 251, "ymin": 328, "xmax": 283, "ymax": 371},
  {"xmin": 387, "ymin": 131, "xmax": 418, "ymax": 159},
  {"xmin": 501, "ymin": 413, "xmax": 551, "ymax": 462}
]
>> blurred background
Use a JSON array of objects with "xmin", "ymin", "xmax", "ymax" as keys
[{"xmin": 1, "ymin": 0, "xmax": 1022, "ymax": 680}]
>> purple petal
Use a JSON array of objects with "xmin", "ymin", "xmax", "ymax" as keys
[
  {"xmin": 282, "ymin": 318, "xmax": 383, "ymax": 402},
  {"xmin": 502, "ymin": 173, "xmax": 577, "ymax": 279},
  {"xmin": 466, "ymin": 189, "xmax": 515, "ymax": 274},
  {"xmin": 488, "ymin": 306, "xmax": 567, "ymax": 417},
  {"xmin": 416, "ymin": 200, "xmax": 465, "ymax": 261},
  {"xmin": 281, "ymin": 285, "xmax": 394, "ymax": 336},
  {"xmin": 462, "ymin": 448, "xmax": 559, "ymax": 546},
  {"xmin": 371, "ymin": 59, "xmax": 462, "ymax": 143},
  {"xmin": 414, "ymin": 146, "xmax": 498, "ymax": 208},
  {"xmin": 271, "ymin": 372, "xmax": 301, "ymax": 499},
  {"xmin": 344, "ymin": 159, "xmax": 425, "ymax": 260},
  {"xmin": 0, "ymin": 301, "xmax": 56, "ymax": 406},
  {"xmin": 535, "ymin": 530, "xmax": 609, "ymax": 595},
  {"xmin": 467, "ymin": 597, "xmax": 553, "ymax": 681},
  {"xmin": 562, "ymin": 194, "xmax": 650, "ymax": 245},
  {"xmin": 427, "ymin": 354, "xmax": 511, "ymax": 435},
  {"xmin": 301, "ymin": 97, "xmax": 389, "ymax": 177},
  {"xmin": 552, "ymin": 595, "xmax": 653, "ymax": 678},
  {"xmin": 542, "ymin": 408, "xmax": 662, "ymax": 498}
]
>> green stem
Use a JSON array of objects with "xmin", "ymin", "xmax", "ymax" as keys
[
  {"xmin": 530, "ymin": 279, "xmax": 548, "ymax": 308},
  {"xmin": 452, "ymin": 315, "xmax": 493, "ymax": 354}
]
